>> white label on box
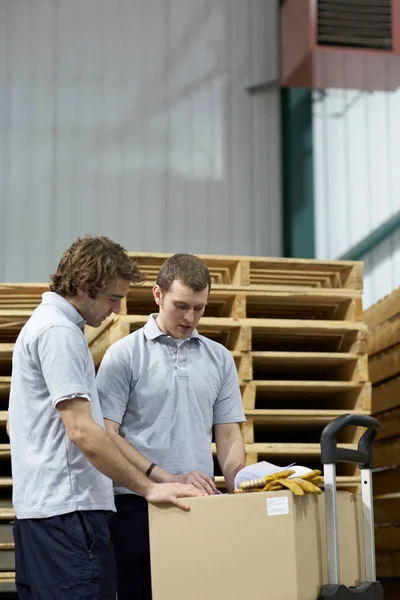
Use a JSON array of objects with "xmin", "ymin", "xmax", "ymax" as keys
[{"xmin": 266, "ymin": 496, "xmax": 289, "ymax": 516}]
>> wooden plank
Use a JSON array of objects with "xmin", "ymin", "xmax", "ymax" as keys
[
  {"xmin": 374, "ymin": 438, "xmax": 400, "ymax": 469},
  {"xmin": 0, "ymin": 345, "xmax": 13, "ymax": 377},
  {"xmin": 0, "ymin": 311, "xmax": 32, "ymax": 344},
  {"xmin": 0, "ymin": 446, "xmax": 10, "ymax": 461},
  {"xmin": 368, "ymin": 317, "xmax": 400, "ymax": 356},
  {"xmin": 364, "ymin": 287, "xmax": 400, "ymax": 330},
  {"xmin": 0, "ymin": 479, "xmax": 12, "ymax": 490},
  {"xmin": 374, "ymin": 493, "xmax": 400, "ymax": 524},
  {"xmin": 243, "ymin": 405, "xmax": 367, "ymax": 445},
  {"xmin": 376, "ymin": 551, "xmax": 400, "ymax": 577},
  {"xmin": 212, "ymin": 442, "xmax": 357, "ymax": 456},
  {"xmin": 369, "ymin": 344, "xmax": 400, "ymax": 384},
  {"xmin": 251, "ymin": 351, "xmax": 368, "ymax": 383},
  {"xmin": 374, "ymin": 467, "xmax": 400, "ymax": 496},
  {"xmin": 0, "ymin": 378, "xmax": 11, "ymax": 401},
  {"xmin": 375, "ymin": 525, "xmax": 400, "ymax": 551},
  {"xmin": 245, "ymin": 409, "xmax": 370, "ymax": 428},
  {"xmin": 372, "ymin": 376, "xmax": 400, "ymax": 415},
  {"xmin": 87, "ymin": 321, "xmax": 130, "ymax": 368},
  {"xmin": 245, "ymin": 380, "xmax": 371, "ymax": 411},
  {"xmin": 0, "ymin": 509, "xmax": 15, "ymax": 521},
  {"xmin": 379, "ymin": 578, "xmax": 400, "ymax": 600},
  {"xmin": 233, "ymin": 354, "xmax": 252, "ymax": 382},
  {"xmin": 375, "ymin": 409, "xmax": 400, "ymax": 442},
  {"xmin": 0, "ymin": 284, "xmax": 48, "ymax": 295}
]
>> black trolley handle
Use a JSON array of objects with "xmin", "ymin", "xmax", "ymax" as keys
[{"xmin": 320, "ymin": 414, "xmax": 381, "ymax": 586}]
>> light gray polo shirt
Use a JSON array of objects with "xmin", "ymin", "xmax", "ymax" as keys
[
  {"xmin": 9, "ymin": 292, "xmax": 115, "ymax": 519},
  {"xmin": 96, "ymin": 314, "xmax": 245, "ymax": 495}
]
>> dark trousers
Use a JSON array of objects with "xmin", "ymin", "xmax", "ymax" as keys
[
  {"xmin": 13, "ymin": 510, "xmax": 117, "ymax": 599},
  {"xmin": 109, "ymin": 494, "xmax": 151, "ymax": 600}
]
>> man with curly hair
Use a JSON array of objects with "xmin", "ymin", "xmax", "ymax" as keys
[{"xmin": 8, "ymin": 236, "xmax": 201, "ymax": 600}]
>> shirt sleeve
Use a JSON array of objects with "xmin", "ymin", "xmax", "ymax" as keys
[
  {"xmin": 34, "ymin": 326, "xmax": 91, "ymax": 408},
  {"xmin": 96, "ymin": 346, "xmax": 132, "ymax": 425},
  {"xmin": 213, "ymin": 352, "xmax": 246, "ymax": 425}
]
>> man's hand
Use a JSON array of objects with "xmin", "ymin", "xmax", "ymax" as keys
[
  {"xmin": 145, "ymin": 482, "xmax": 205, "ymax": 511},
  {"xmin": 172, "ymin": 471, "xmax": 217, "ymax": 495}
]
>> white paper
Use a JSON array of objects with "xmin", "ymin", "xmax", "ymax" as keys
[
  {"xmin": 234, "ymin": 461, "xmax": 313, "ymax": 489},
  {"xmin": 266, "ymin": 496, "xmax": 289, "ymax": 516}
]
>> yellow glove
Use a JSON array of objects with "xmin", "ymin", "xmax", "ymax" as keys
[{"xmin": 235, "ymin": 469, "xmax": 324, "ymax": 494}]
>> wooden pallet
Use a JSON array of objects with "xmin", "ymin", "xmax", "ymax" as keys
[
  {"xmin": 364, "ymin": 287, "xmax": 400, "ymax": 331},
  {"xmin": 242, "ymin": 380, "xmax": 370, "ymax": 410},
  {"xmin": 374, "ymin": 438, "xmax": 400, "ymax": 469},
  {"xmin": 124, "ymin": 285, "xmax": 363, "ymax": 321},
  {"xmin": 0, "ymin": 347, "xmax": 13, "ymax": 378},
  {"xmin": 375, "ymin": 525, "xmax": 400, "ymax": 552},
  {"xmin": 372, "ymin": 376, "xmax": 400, "ymax": 415},
  {"xmin": 87, "ymin": 316, "xmax": 368, "ymax": 368},
  {"xmin": 240, "ymin": 379, "xmax": 369, "ymax": 453},
  {"xmin": 369, "ymin": 343, "xmax": 400, "ymax": 385},
  {"xmin": 0, "ymin": 380, "xmax": 10, "ymax": 410},
  {"xmin": 251, "ymin": 351, "xmax": 368, "ymax": 383},
  {"xmin": 368, "ymin": 317, "xmax": 400, "ymax": 357},
  {"xmin": 375, "ymin": 409, "xmax": 400, "ymax": 442},
  {"xmin": 374, "ymin": 467, "xmax": 400, "ymax": 496},
  {"xmin": 376, "ymin": 551, "xmax": 400, "ymax": 578},
  {"xmin": 0, "ymin": 283, "xmax": 48, "ymax": 313},
  {"xmin": 0, "ymin": 312, "xmax": 32, "ymax": 344},
  {"xmin": 374, "ymin": 493, "xmax": 400, "ymax": 525},
  {"xmin": 129, "ymin": 252, "xmax": 363, "ymax": 289}
]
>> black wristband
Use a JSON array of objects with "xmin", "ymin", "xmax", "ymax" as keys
[{"xmin": 146, "ymin": 462, "xmax": 157, "ymax": 478}]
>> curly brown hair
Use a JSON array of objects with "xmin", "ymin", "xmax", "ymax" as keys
[
  {"xmin": 50, "ymin": 235, "xmax": 144, "ymax": 298},
  {"xmin": 156, "ymin": 253, "xmax": 211, "ymax": 293}
]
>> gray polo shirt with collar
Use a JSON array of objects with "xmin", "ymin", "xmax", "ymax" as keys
[
  {"xmin": 8, "ymin": 292, "xmax": 115, "ymax": 519},
  {"xmin": 96, "ymin": 313, "xmax": 245, "ymax": 495}
]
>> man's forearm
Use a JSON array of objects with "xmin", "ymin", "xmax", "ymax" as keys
[
  {"xmin": 217, "ymin": 436, "xmax": 245, "ymax": 493},
  {"xmin": 107, "ymin": 428, "xmax": 174, "ymax": 484},
  {"xmin": 76, "ymin": 421, "xmax": 154, "ymax": 496}
]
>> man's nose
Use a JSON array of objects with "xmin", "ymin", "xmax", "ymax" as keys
[{"xmin": 184, "ymin": 309, "xmax": 194, "ymax": 322}]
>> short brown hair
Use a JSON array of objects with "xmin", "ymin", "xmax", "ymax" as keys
[
  {"xmin": 50, "ymin": 235, "xmax": 144, "ymax": 298},
  {"xmin": 156, "ymin": 253, "xmax": 211, "ymax": 293}
]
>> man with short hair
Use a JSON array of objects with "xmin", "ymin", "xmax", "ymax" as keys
[
  {"xmin": 97, "ymin": 253, "xmax": 246, "ymax": 600},
  {"xmin": 8, "ymin": 237, "xmax": 201, "ymax": 600}
]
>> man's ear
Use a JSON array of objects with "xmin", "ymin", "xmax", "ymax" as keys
[
  {"xmin": 75, "ymin": 285, "xmax": 87, "ymax": 298},
  {"xmin": 152, "ymin": 284, "xmax": 162, "ymax": 306}
]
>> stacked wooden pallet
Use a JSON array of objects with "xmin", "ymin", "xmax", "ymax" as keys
[
  {"xmin": 0, "ymin": 285, "xmax": 47, "ymax": 594},
  {"xmin": 364, "ymin": 288, "xmax": 400, "ymax": 579},
  {"xmin": 87, "ymin": 252, "xmax": 371, "ymax": 491}
]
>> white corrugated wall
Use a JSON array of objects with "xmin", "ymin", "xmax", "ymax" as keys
[
  {"xmin": 313, "ymin": 87, "xmax": 400, "ymax": 307},
  {"xmin": 0, "ymin": 0, "xmax": 281, "ymax": 282}
]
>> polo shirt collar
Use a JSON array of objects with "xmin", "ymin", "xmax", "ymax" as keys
[
  {"xmin": 41, "ymin": 292, "xmax": 86, "ymax": 331},
  {"xmin": 144, "ymin": 313, "xmax": 201, "ymax": 342}
]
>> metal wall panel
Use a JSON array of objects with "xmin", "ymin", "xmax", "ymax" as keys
[
  {"xmin": 313, "ymin": 87, "xmax": 400, "ymax": 307},
  {"xmin": 0, "ymin": 0, "xmax": 281, "ymax": 282},
  {"xmin": 362, "ymin": 230, "xmax": 400, "ymax": 309},
  {"xmin": 313, "ymin": 88, "xmax": 400, "ymax": 260}
]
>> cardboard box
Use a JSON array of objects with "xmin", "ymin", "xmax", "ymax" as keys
[{"xmin": 149, "ymin": 491, "xmax": 365, "ymax": 600}]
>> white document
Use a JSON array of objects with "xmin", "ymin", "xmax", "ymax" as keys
[{"xmin": 234, "ymin": 461, "xmax": 313, "ymax": 489}]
